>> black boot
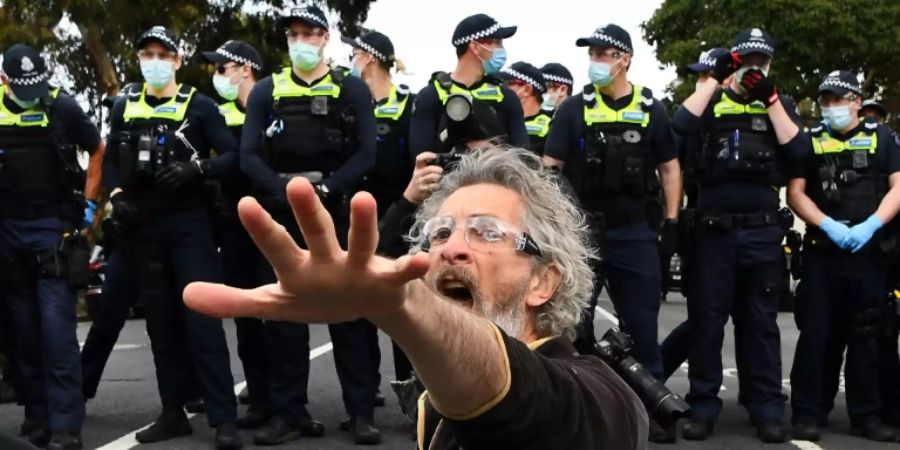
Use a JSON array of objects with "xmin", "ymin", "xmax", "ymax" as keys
[
  {"xmin": 184, "ymin": 398, "xmax": 206, "ymax": 414},
  {"xmin": 46, "ymin": 431, "xmax": 83, "ymax": 450},
  {"xmin": 26, "ymin": 424, "xmax": 51, "ymax": 448},
  {"xmin": 253, "ymin": 417, "xmax": 303, "ymax": 445},
  {"xmin": 236, "ymin": 406, "xmax": 271, "ymax": 429},
  {"xmin": 351, "ymin": 417, "xmax": 381, "ymax": 446},
  {"xmin": 135, "ymin": 409, "xmax": 192, "ymax": 443},
  {"xmin": 682, "ymin": 418, "xmax": 714, "ymax": 441},
  {"xmin": 215, "ymin": 422, "xmax": 243, "ymax": 449},
  {"xmin": 850, "ymin": 417, "xmax": 896, "ymax": 442},
  {"xmin": 299, "ymin": 417, "xmax": 325, "ymax": 437},
  {"xmin": 792, "ymin": 417, "xmax": 820, "ymax": 441},
  {"xmin": 756, "ymin": 420, "xmax": 788, "ymax": 443},
  {"xmin": 648, "ymin": 420, "xmax": 677, "ymax": 444}
]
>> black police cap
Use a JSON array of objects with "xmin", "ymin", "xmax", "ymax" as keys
[
  {"xmin": 137, "ymin": 26, "xmax": 179, "ymax": 53},
  {"xmin": 731, "ymin": 28, "xmax": 775, "ymax": 58},
  {"xmin": 278, "ymin": 6, "xmax": 329, "ymax": 30},
  {"xmin": 540, "ymin": 63, "xmax": 574, "ymax": 89},
  {"xmin": 201, "ymin": 40, "xmax": 263, "ymax": 71},
  {"xmin": 499, "ymin": 61, "xmax": 547, "ymax": 94},
  {"xmin": 687, "ymin": 47, "xmax": 730, "ymax": 73},
  {"xmin": 2, "ymin": 44, "xmax": 50, "ymax": 100},
  {"xmin": 576, "ymin": 24, "xmax": 633, "ymax": 54},
  {"xmin": 861, "ymin": 99, "xmax": 888, "ymax": 120},
  {"xmin": 341, "ymin": 30, "xmax": 395, "ymax": 63},
  {"xmin": 451, "ymin": 14, "xmax": 517, "ymax": 47},
  {"xmin": 818, "ymin": 70, "xmax": 862, "ymax": 98}
]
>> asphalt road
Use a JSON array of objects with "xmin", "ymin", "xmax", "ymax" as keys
[{"xmin": 0, "ymin": 293, "xmax": 896, "ymax": 450}]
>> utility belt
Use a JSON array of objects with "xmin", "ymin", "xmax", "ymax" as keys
[
  {"xmin": 269, "ymin": 171, "xmax": 351, "ymax": 214},
  {"xmin": 695, "ymin": 208, "xmax": 793, "ymax": 232},
  {"xmin": 0, "ymin": 232, "xmax": 90, "ymax": 289},
  {"xmin": 0, "ymin": 192, "xmax": 85, "ymax": 224}
]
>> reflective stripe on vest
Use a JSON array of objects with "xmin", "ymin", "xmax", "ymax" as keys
[
  {"xmin": 123, "ymin": 84, "xmax": 194, "ymax": 122},
  {"xmin": 219, "ymin": 101, "xmax": 245, "ymax": 127},
  {"xmin": 374, "ymin": 85, "xmax": 410, "ymax": 121},
  {"xmin": 0, "ymin": 86, "xmax": 59, "ymax": 127},
  {"xmin": 272, "ymin": 68, "xmax": 341, "ymax": 100},
  {"xmin": 812, "ymin": 127, "xmax": 878, "ymax": 155},
  {"xmin": 583, "ymin": 85, "xmax": 651, "ymax": 127},
  {"xmin": 713, "ymin": 92, "xmax": 768, "ymax": 117},
  {"xmin": 433, "ymin": 79, "xmax": 503, "ymax": 104},
  {"xmin": 525, "ymin": 113, "xmax": 551, "ymax": 138}
]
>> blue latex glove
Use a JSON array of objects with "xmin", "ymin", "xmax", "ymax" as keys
[
  {"xmin": 82, "ymin": 200, "xmax": 97, "ymax": 229},
  {"xmin": 843, "ymin": 214, "xmax": 883, "ymax": 253},
  {"xmin": 819, "ymin": 216, "xmax": 851, "ymax": 247}
]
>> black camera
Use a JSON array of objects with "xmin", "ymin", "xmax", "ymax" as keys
[
  {"xmin": 427, "ymin": 152, "xmax": 463, "ymax": 171},
  {"xmin": 134, "ymin": 130, "xmax": 171, "ymax": 178},
  {"xmin": 594, "ymin": 328, "xmax": 690, "ymax": 427}
]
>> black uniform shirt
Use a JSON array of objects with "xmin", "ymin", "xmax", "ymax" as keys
[
  {"xmin": 409, "ymin": 77, "xmax": 529, "ymax": 156},
  {"xmin": 3, "ymin": 93, "xmax": 101, "ymax": 156},
  {"xmin": 240, "ymin": 70, "xmax": 376, "ymax": 202},
  {"xmin": 671, "ymin": 88, "xmax": 810, "ymax": 213},
  {"xmin": 795, "ymin": 122, "xmax": 900, "ymax": 213},
  {"xmin": 102, "ymin": 88, "xmax": 238, "ymax": 191}
]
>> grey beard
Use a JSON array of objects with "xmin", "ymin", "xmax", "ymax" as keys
[{"xmin": 474, "ymin": 275, "xmax": 530, "ymax": 338}]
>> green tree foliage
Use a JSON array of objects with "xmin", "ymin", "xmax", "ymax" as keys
[
  {"xmin": 0, "ymin": 0, "xmax": 375, "ymax": 120},
  {"xmin": 642, "ymin": 0, "xmax": 900, "ymax": 124}
]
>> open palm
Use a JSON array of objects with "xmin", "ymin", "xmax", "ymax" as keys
[{"xmin": 183, "ymin": 178, "xmax": 430, "ymax": 323}]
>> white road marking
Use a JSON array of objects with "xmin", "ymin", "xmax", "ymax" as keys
[
  {"xmin": 95, "ymin": 341, "xmax": 334, "ymax": 450},
  {"xmin": 78, "ymin": 342, "xmax": 146, "ymax": 351}
]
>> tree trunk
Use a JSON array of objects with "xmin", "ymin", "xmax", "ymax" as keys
[{"xmin": 78, "ymin": 23, "xmax": 120, "ymax": 97}]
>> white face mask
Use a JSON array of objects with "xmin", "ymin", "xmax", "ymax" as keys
[{"xmin": 735, "ymin": 65, "xmax": 769, "ymax": 82}]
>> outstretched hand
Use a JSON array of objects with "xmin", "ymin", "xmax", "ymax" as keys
[{"xmin": 183, "ymin": 178, "xmax": 430, "ymax": 323}]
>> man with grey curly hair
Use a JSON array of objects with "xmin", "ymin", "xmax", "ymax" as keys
[{"xmin": 183, "ymin": 145, "xmax": 649, "ymax": 449}]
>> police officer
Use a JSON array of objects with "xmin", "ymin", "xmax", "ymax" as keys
[
  {"xmin": 660, "ymin": 48, "xmax": 737, "ymax": 373},
  {"xmin": 239, "ymin": 6, "xmax": 380, "ymax": 445},
  {"xmin": 0, "ymin": 44, "xmax": 105, "ymax": 450},
  {"xmin": 860, "ymin": 99, "xmax": 889, "ymax": 125},
  {"xmin": 539, "ymin": 62, "xmax": 574, "ymax": 113},
  {"xmin": 499, "ymin": 61, "xmax": 552, "ymax": 155},
  {"xmin": 200, "ymin": 39, "xmax": 278, "ymax": 430},
  {"xmin": 788, "ymin": 71, "xmax": 900, "ymax": 442},
  {"xmin": 672, "ymin": 28, "xmax": 809, "ymax": 442},
  {"xmin": 409, "ymin": 13, "xmax": 528, "ymax": 155},
  {"xmin": 343, "ymin": 29, "xmax": 416, "ymax": 391},
  {"xmin": 102, "ymin": 26, "xmax": 241, "ymax": 449},
  {"xmin": 542, "ymin": 24, "xmax": 681, "ymax": 398}
]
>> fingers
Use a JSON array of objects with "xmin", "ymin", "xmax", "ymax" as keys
[
  {"xmin": 285, "ymin": 178, "xmax": 342, "ymax": 261},
  {"xmin": 184, "ymin": 282, "xmax": 278, "ymax": 320},
  {"xmin": 415, "ymin": 151, "xmax": 438, "ymax": 168},
  {"xmin": 382, "ymin": 252, "xmax": 430, "ymax": 285},
  {"xmin": 347, "ymin": 192, "xmax": 379, "ymax": 268},
  {"xmin": 238, "ymin": 196, "xmax": 306, "ymax": 274}
]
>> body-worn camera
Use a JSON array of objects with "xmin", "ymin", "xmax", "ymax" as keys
[
  {"xmin": 134, "ymin": 130, "xmax": 172, "ymax": 178},
  {"xmin": 427, "ymin": 152, "xmax": 463, "ymax": 171},
  {"xmin": 594, "ymin": 328, "xmax": 690, "ymax": 427}
]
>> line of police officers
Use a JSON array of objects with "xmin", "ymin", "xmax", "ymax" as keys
[{"xmin": 1, "ymin": 6, "xmax": 899, "ymax": 449}]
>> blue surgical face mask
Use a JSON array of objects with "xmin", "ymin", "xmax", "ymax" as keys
[
  {"xmin": 822, "ymin": 105, "xmax": 854, "ymax": 131},
  {"xmin": 588, "ymin": 61, "xmax": 617, "ymax": 87},
  {"xmin": 289, "ymin": 41, "xmax": 322, "ymax": 71},
  {"xmin": 140, "ymin": 59, "xmax": 175, "ymax": 90},
  {"xmin": 349, "ymin": 55, "xmax": 364, "ymax": 78},
  {"xmin": 212, "ymin": 73, "xmax": 242, "ymax": 101},
  {"xmin": 477, "ymin": 44, "xmax": 506, "ymax": 76}
]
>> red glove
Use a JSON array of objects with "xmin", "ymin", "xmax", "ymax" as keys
[{"xmin": 740, "ymin": 69, "xmax": 779, "ymax": 107}]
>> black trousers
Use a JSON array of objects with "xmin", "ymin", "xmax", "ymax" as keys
[{"xmin": 120, "ymin": 208, "xmax": 237, "ymax": 426}]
